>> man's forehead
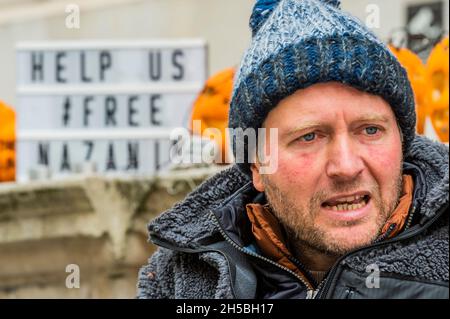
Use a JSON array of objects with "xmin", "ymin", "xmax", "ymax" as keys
[{"xmin": 266, "ymin": 83, "xmax": 393, "ymax": 119}]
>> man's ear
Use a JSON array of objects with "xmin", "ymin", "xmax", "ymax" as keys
[{"xmin": 250, "ymin": 163, "xmax": 265, "ymax": 192}]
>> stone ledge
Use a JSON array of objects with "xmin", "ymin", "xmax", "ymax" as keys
[{"xmin": 0, "ymin": 165, "xmax": 224, "ymax": 298}]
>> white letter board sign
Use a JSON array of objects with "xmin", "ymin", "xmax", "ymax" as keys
[{"xmin": 15, "ymin": 40, "xmax": 207, "ymax": 182}]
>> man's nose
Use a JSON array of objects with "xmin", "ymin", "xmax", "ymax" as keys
[{"xmin": 325, "ymin": 135, "xmax": 365, "ymax": 181}]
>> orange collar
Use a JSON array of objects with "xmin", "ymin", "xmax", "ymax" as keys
[{"xmin": 381, "ymin": 174, "xmax": 414, "ymax": 238}]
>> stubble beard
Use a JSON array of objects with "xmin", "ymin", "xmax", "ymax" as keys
[{"xmin": 262, "ymin": 172, "xmax": 403, "ymax": 258}]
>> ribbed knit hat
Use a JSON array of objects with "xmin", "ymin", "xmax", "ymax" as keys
[{"xmin": 229, "ymin": 0, "xmax": 416, "ymax": 175}]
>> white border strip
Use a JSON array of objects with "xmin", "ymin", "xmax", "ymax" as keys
[
  {"xmin": 17, "ymin": 83, "xmax": 203, "ymax": 95},
  {"xmin": 17, "ymin": 128, "xmax": 174, "ymax": 141},
  {"xmin": 16, "ymin": 39, "xmax": 207, "ymax": 51}
]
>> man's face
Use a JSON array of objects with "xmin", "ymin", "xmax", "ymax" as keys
[{"xmin": 251, "ymin": 82, "xmax": 403, "ymax": 256}]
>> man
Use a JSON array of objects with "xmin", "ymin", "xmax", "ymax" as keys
[{"xmin": 137, "ymin": 0, "xmax": 448, "ymax": 299}]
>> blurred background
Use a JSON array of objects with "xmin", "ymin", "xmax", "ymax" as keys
[{"xmin": 0, "ymin": 0, "xmax": 448, "ymax": 298}]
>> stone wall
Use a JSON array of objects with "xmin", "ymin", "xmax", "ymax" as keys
[{"xmin": 0, "ymin": 166, "xmax": 223, "ymax": 298}]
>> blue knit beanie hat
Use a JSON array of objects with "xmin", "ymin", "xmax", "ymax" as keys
[{"xmin": 229, "ymin": 0, "xmax": 416, "ymax": 175}]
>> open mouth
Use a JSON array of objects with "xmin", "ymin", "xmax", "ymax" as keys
[{"xmin": 321, "ymin": 194, "xmax": 371, "ymax": 212}]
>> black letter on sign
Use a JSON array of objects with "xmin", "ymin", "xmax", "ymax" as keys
[
  {"xmin": 149, "ymin": 51, "xmax": 162, "ymax": 81},
  {"xmin": 81, "ymin": 52, "xmax": 92, "ymax": 82},
  {"xmin": 154, "ymin": 141, "xmax": 160, "ymax": 171},
  {"xmin": 128, "ymin": 95, "xmax": 139, "ymax": 127},
  {"xmin": 38, "ymin": 143, "xmax": 49, "ymax": 166},
  {"xmin": 105, "ymin": 96, "xmax": 117, "ymax": 127},
  {"xmin": 62, "ymin": 97, "xmax": 71, "ymax": 127},
  {"xmin": 61, "ymin": 143, "xmax": 71, "ymax": 171},
  {"xmin": 31, "ymin": 52, "xmax": 44, "ymax": 82},
  {"xmin": 126, "ymin": 142, "xmax": 139, "ymax": 170},
  {"xmin": 83, "ymin": 96, "xmax": 94, "ymax": 127},
  {"xmin": 99, "ymin": 51, "xmax": 112, "ymax": 81},
  {"xmin": 84, "ymin": 141, "xmax": 94, "ymax": 161},
  {"xmin": 172, "ymin": 49, "xmax": 184, "ymax": 81},
  {"xmin": 56, "ymin": 52, "xmax": 67, "ymax": 83},
  {"xmin": 150, "ymin": 95, "xmax": 162, "ymax": 126},
  {"xmin": 106, "ymin": 143, "xmax": 116, "ymax": 171}
]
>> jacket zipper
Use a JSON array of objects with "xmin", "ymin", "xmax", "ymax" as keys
[
  {"xmin": 149, "ymin": 211, "xmax": 315, "ymax": 297},
  {"xmin": 208, "ymin": 210, "xmax": 317, "ymax": 297},
  {"xmin": 404, "ymin": 205, "xmax": 417, "ymax": 230},
  {"xmin": 373, "ymin": 223, "xmax": 397, "ymax": 244},
  {"xmin": 286, "ymin": 254, "xmax": 319, "ymax": 287},
  {"xmin": 314, "ymin": 202, "xmax": 448, "ymax": 299}
]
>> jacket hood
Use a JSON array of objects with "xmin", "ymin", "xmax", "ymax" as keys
[{"xmin": 148, "ymin": 135, "xmax": 449, "ymax": 249}]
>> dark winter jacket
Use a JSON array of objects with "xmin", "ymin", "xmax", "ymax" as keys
[{"xmin": 137, "ymin": 136, "xmax": 449, "ymax": 299}]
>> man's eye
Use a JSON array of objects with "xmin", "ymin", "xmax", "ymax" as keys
[
  {"xmin": 301, "ymin": 132, "xmax": 316, "ymax": 142},
  {"xmin": 365, "ymin": 126, "xmax": 379, "ymax": 135}
]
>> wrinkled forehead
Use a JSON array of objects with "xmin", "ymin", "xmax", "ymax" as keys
[{"xmin": 262, "ymin": 82, "xmax": 398, "ymax": 130}]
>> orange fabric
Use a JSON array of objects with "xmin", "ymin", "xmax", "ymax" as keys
[
  {"xmin": 245, "ymin": 174, "xmax": 415, "ymax": 287},
  {"xmin": 246, "ymin": 203, "xmax": 315, "ymax": 289},
  {"xmin": 381, "ymin": 174, "xmax": 414, "ymax": 238}
]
